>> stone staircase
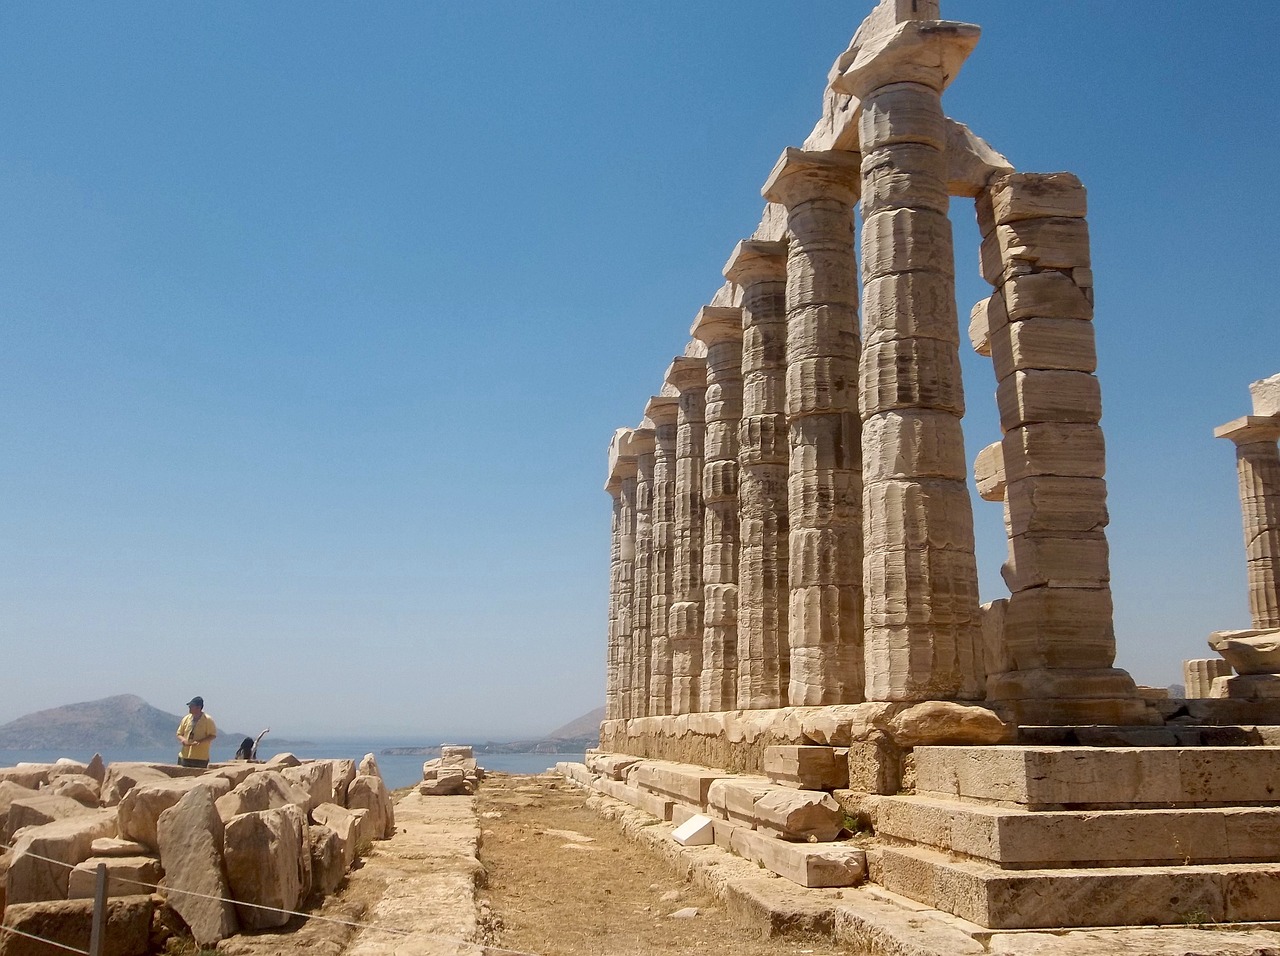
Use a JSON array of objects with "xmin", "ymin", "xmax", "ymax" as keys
[{"xmin": 863, "ymin": 745, "xmax": 1280, "ymax": 928}]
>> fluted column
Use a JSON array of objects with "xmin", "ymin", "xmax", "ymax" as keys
[
  {"xmin": 692, "ymin": 306, "xmax": 745, "ymax": 712},
  {"xmin": 629, "ymin": 427, "xmax": 657, "ymax": 718},
  {"xmin": 1217, "ymin": 416, "xmax": 1280, "ymax": 629},
  {"xmin": 764, "ymin": 148, "xmax": 865, "ymax": 706},
  {"xmin": 834, "ymin": 12, "xmax": 983, "ymax": 702},
  {"xmin": 725, "ymin": 239, "xmax": 791, "ymax": 709},
  {"xmin": 604, "ymin": 429, "xmax": 639, "ymax": 720},
  {"xmin": 645, "ymin": 396, "xmax": 680, "ymax": 717},
  {"xmin": 667, "ymin": 357, "xmax": 709, "ymax": 715},
  {"xmin": 605, "ymin": 475, "xmax": 623, "ymax": 720}
]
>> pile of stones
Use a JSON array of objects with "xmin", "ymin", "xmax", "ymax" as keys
[
  {"xmin": 0, "ymin": 751, "xmax": 396, "ymax": 954},
  {"xmin": 419, "ymin": 745, "xmax": 484, "ymax": 795}
]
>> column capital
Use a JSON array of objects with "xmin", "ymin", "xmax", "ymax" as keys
[
  {"xmin": 690, "ymin": 306, "xmax": 743, "ymax": 347},
  {"xmin": 1216, "ymin": 415, "xmax": 1280, "ymax": 445},
  {"xmin": 664, "ymin": 355, "xmax": 708, "ymax": 393},
  {"xmin": 605, "ymin": 427, "xmax": 640, "ymax": 493},
  {"xmin": 643, "ymin": 395, "xmax": 680, "ymax": 428},
  {"xmin": 723, "ymin": 239, "xmax": 788, "ymax": 287},
  {"xmin": 629, "ymin": 426, "xmax": 655, "ymax": 457},
  {"xmin": 831, "ymin": 19, "xmax": 979, "ymax": 99},
  {"xmin": 762, "ymin": 147, "xmax": 861, "ymax": 208}
]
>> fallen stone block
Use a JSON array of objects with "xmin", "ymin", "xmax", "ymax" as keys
[
  {"xmin": 312, "ymin": 803, "xmax": 365, "ymax": 868},
  {"xmin": 157, "ymin": 785, "xmax": 237, "ymax": 947},
  {"xmin": 629, "ymin": 760, "xmax": 727, "ymax": 808},
  {"xmin": 99, "ymin": 764, "xmax": 174, "ymax": 807},
  {"xmin": 672, "ymin": 814, "xmax": 715, "ymax": 847},
  {"xmin": 594, "ymin": 776, "xmax": 673, "ymax": 821},
  {"xmin": 753, "ymin": 788, "xmax": 843, "ymax": 843},
  {"xmin": 118, "ymin": 776, "xmax": 232, "ymax": 850},
  {"xmin": 215, "ymin": 769, "xmax": 310, "ymax": 823},
  {"xmin": 67, "ymin": 855, "xmax": 162, "ymax": 899},
  {"xmin": 224, "ymin": 804, "xmax": 310, "ymax": 930},
  {"xmin": 7, "ymin": 809, "xmax": 118, "ymax": 904},
  {"xmin": 91, "ymin": 837, "xmax": 150, "ymax": 857},
  {"xmin": 47, "ymin": 774, "xmax": 101, "ymax": 807},
  {"xmin": 0, "ymin": 781, "xmax": 39, "ymax": 840},
  {"xmin": 0, "ymin": 766, "xmax": 50, "ymax": 790},
  {"xmin": 586, "ymin": 753, "xmax": 640, "ymax": 780},
  {"xmin": 729, "ymin": 827, "xmax": 866, "ymax": 888},
  {"xmin": 358, "ymin": 753, "xmax": 381, "ymax": 778},
  {"xmin": 706, "ymin": 776, "xmax": 774, "ymax": 825},
  {"xmin": 264, "ymin": 752, "xmax": 302, "ymax": 770},
  {"xmin": 309, "ymin": 823, "xmax": 345, "ymax": 898},
  {"xmin": 0, "ymin": 895, "xmax": 152, "ymax": 956},
  {"xmin": 347, "ymin": 773, "xmax": 394, "ymax": 840},
  {"xmin": 885, "ymin": 700, "xmax": 1014, "ymax": 747},
  {"xmin": 281, "ymin": 761, "xmax": 335, "ymax": 814},
  {"xmin": 6, "ymin": 793, "xmax": 98, "ymax": 843}
]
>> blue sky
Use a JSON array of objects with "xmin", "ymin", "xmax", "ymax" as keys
[{"xmin": 1, "ymin": 3, "xmax": 1276, "ymax": 740}]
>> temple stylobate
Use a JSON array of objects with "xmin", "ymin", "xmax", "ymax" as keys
[{"xmin": 604, "ymin": 0, "xmax": 1147, "ymax": 730}]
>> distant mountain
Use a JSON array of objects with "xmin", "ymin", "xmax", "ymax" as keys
[
  {"xmin": 546, "ymin": 706, "xmax": 605, "ymax": 741},
  {"xmin": 0, "ymin": 694, "xmax": 243, "ymax": 751}
]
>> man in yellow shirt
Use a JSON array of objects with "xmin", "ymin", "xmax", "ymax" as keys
[{"xmin": 176, "ymin": 696, "xmax": 217, "ymax": 768}]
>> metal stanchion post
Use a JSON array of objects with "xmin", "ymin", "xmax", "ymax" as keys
[{"xmin": 88, "ymin": 862, "xmax": 107, "ymax": 956}]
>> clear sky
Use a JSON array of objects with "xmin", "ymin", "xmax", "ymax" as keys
[{"xmin": 1, "ymin": 3, "xmax": 1276, "ymax": 741}]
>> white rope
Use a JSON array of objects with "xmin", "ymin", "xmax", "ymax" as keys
[
  {"xmin": 0, "ymin": 923, "xmax": 91, "ymax": 955},
  {"xmin": 14, "ymin": 850, "xmax": 540, "ymax": 956}
]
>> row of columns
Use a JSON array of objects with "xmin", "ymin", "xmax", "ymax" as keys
[{"xmin": 605, "ymin": 2, "xmax": 1138, "ymax": 723}]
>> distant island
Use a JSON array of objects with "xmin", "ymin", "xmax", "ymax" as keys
[
  {"xmin": 381, "ymin": 706, "xmax": 603, "ymax": 757},
  {"xmin": 0, "ymin": 694, "xmax": 253, "ymax": 751}
]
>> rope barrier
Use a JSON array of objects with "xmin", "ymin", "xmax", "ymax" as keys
[{"xmin": 12, "ymin": 849, "xmax": 541, "ymax": 956}]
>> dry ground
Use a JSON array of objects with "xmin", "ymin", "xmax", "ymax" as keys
[{"xmin": 474, "ymin": 772, "xmax": 857, "ymax": 956}]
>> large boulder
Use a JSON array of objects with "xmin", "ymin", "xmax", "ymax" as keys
[
  {"xmin": 118, "ymin": 775, "xmax": 232, "ymax": 850},
  {"xmin": 0, "ymin": 782, "xmax": 40, "ymax": 841},
  {"xmin": 281, "ymin": 761, "xmax": 335, "ymax": 815},
  {"xmin": 5, "ymin": 794, "xmax": 100, "ymax": 844},
  {"xmin": 156, "ymin": 785, "xmax": 237, "ymax": 947},
  {"xmin": 311, "ymin": 803, "xmax": 365, "ymax": 869},
  {"xmin": 264, "ymin": 752, "xmax": 301, "ymax": 770},
  {"xmin": 358, "ymin": 753, "xmax": 381, "ymax": 779},
  {"xmin": 223, "ymin": 805, "xmax": 310, "ymax": 930},
  {"xmin": 308, "ymin": 824, "xmax": 345, "ymax": 899},
  {"xmin": 0, "ymin": 766, "xmax": 49, "ymax": 791},
  {"xmin": 215, "ymin": 770, "xmax": 310, "ymax": 822},
  {"xmin": 209, "ymin": 763, "xmax": 260, "ymax": 788},
  {"xmin": 100, "ymin": 764, "xmax": 176, "ymax": 807},
  {"xmin": 346, "ymin": 774, "xmax": 394, "ymax": 840},
  {"xmin": 326, "ymin": 759, "xmax": 356, "ymax": 806},
  {"xmin": 67, "ymin": 855, "xmax": 162, "ymax": 899},
  {"xmin": 0, "ymin": 896, "xmax": 152, "ymax": 956},
  {"xmin": 884, "ymin": 700, "xmax": 1014, "ymax": 747},
  {"xmin": 6, "ymin": 809, "xmax": 118, "ymax": 904}
]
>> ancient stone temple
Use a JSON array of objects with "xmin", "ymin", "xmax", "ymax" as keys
[{"xmin": 589, "ymin": 0, "xmax": 1280, "ymax": 939}]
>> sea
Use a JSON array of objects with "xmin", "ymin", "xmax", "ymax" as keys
[{"xmin": 0, "ymin": 742, "xmax": 586, "ymax": 791}]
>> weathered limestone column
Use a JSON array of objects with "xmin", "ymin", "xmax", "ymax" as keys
[
  {"xmin": 833, "ymin": 12, "xmax": 983, "ymax": 701},
  {"xmin": 692, "ymin": 307, "xmax": 745, "ymax": 713},
  {"xmin": 629, "ymin": 427, "xmax": 657, "ymax": 719},
  {"xmin": 1183, "ymin": 658, "xmax": 1233, "ymax": 699},
  {"xmin": 667, "ymin": 357, "xmax": 709, "ymax": 715},
  {"xmin": 604, "ymin": 429, "xmax": 639, "ymax": 719},
  {"xmin": 1216, "ymin": 413, "xmax": 1280, "ymax": 629},
  {"xmin": 971, "ymin": 170, "xmax": 1144, "ymax": 721},
  {"xmin": 645, "ymin": 396, "xmax": 680, "ymax": 717},
  {"xmin": 725, "ymin": 240, "xmax": 791, "ymax": 710},
  {"xmin": 764, "ymin": 148, "xmax": 865, "ymax": 706}
]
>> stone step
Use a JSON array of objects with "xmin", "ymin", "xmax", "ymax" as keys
[
  {"xmin": 870, "ymin": 794, "xmax": 1280, "ymax": 867},
  {"xmin": 914, "ymin": 745, "xmax": 1280, "ymax": 808},
  {"xmin": 627, "ymin": 759, "xmax": 731, "ymax": 809},
  {"xmin": 869, "ymin": 843, "xmax": 1280, "ymax": 929}
]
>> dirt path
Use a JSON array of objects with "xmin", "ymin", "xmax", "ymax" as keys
[{"xmin": 474, "ymin": 772, "xmax": 855, "ymax": 956}]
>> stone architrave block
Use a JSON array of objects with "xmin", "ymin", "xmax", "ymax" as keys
[
  {"xmin": 1001, "ymin": 272, "xmax": 1092, "ymax": 322},
  {"xmin": 974, "ymin": 442, "xmax": 1005, "ymax": 502},
  {"xmin": 1002, "ymin": 531, "xmax": 1110, "ymax": 591},
  {"xmin": 214, "ymin": 770, "xmax": 308, "ymax": 824},
  {"xmin": 992, "ymin": 317, "xmax": 1097, "ymax": 382},
  {"xmin": 6, "ymin": 810, "xmax": 118, "ymax": 904},
  {"xmin": 280, "ymin": 761, "xmax": 335, "ymax": 815},
  {"xmin": 1251, "ymin": 373, "xmax": 1280, "ymax": 416},
  {"xmin": 863, "ymin": 272, "xmax": 958, "ymax": 348},
  {"xmin": 347, "ymin": 774, "xmax": 395, "ymax": 840},
  {"xmin": 1005, "ymin": 476, "xmax": 1109, "ymax": 536},
  {"xmin": 156, "ymin": 786, "xmax": 237, "ymax": 947},
  {"xmin": 224, "ymin": 805, "xmax": 311, "ymax": 931},
  {"xmin": 995, "ymin": 369, "xmax": 1102, "ymax": 429},
  {"xmin": 1209, "ymin": 629, "xmax": 1280, "ymax": 675},
  {"xmin": 978, "ymin": 171, "xmax": 1086, "ymax": 236},
  {"xmin": 671, "ymin": 814, "xmax": 715, "ymax": 847},
  {"xmin": 762, "ymin": 746, "xmax": 849, "ymax": 791},
  {"xmin": 67, "ymin": 856, "xmax": 161, "ymax": 899},
  {"xmin": 0, "ymin": 897, "xmax": 153, "ymax": 956},
  {"xmin": 1002, "ymin": 423, "xmax": 1106, "ymax": 482},
  {"xmin": 752, "ymin": 788, "xmax": 843, "ymax": 842},
  {"xmin": 311, "ymin": 803, "xmax": 364, "ymax": 869},
  {"xmin": 118, "ymin": 776, "xmax": 232, "ymax": 851},
  {"xmin": 309, "ymin": 824, "xmax": 345, "ymax": 898},
  {"xmin": 729, "ymin": 826, "xmax": 865, "ymax": 888},
  {"xmin": 5, "ymin": 794, "xmax": 96, "ymax": 844}
]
